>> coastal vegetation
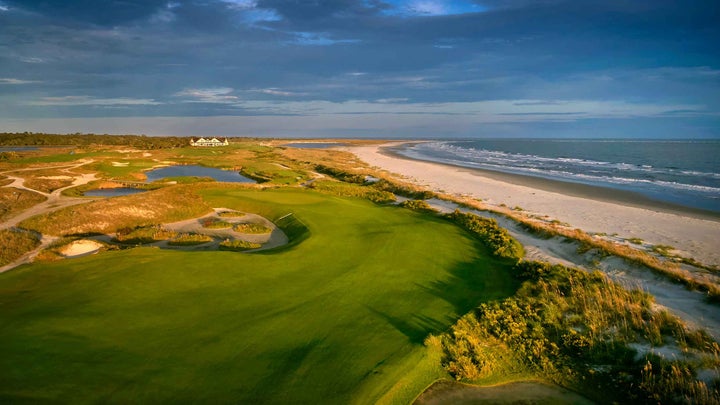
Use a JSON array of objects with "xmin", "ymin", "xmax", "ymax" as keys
[
  {"xmin": 114, "ymin": 225, "xmax": 177, "ymax": 244},
  {"xmin": 232, "ymin": 223, "xmax": 271, "ymax": 234},
  {"xmin": 168, "ymin": 233, "xmax": 213, "ymax": 246},
  {"xmin": 436, "ymin": 261, "xmax": 720, "ymax": 403},
  {"xmin": 218, "ymin": 238, "xmax": 262, "ymax": 250},
  {"xmin": 446, "ymin": 210, "xmax": 524, "ymax": 260},
  {"xmin": 0, "ymin": 228, "xmax": 40, "ymax": 266},
  {"xmin": 19, "ymin": 186, "xmax": 212, "ymax": 236},
  {"xmin": 0, "ymin": 187, "xmax": 46, "ymax": 221}
]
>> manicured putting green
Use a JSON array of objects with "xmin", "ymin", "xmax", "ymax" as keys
[{"xmin": 0, "ymin": 188, "xmax": 518, "ymax": 403}]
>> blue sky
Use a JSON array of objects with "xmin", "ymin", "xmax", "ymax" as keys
[{"xmin": 0, "ymin": 0, "xmax": 719, "ymax": 138}]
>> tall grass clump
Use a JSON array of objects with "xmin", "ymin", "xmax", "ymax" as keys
[
  {"xmin": 307, "ymin": 180, "xmax": 395, "ymax": 203},
  {"xmin": 218, "ymin": 239, "xmax": 261, "ymax": 251},
  {"xmin": 399, "ymin": 199, "xmax": 436, "ymax": 213},
  {"xmin": 232, "ymin": 223, "xmax": 271, "ymax": 234},
  {"xmin": 168, "ymin": 233, "xmax": 213, "ymax": 246},
  {"xmin": 114, "ymin": 225, "xmax": 177, "ymax": 244},
  {"xmin": 0, "ymin": 228, "xmax": 40, "ymax": 266},
  {"xmin": 446, "ymin": 210, "xmax": 524, "ymax": 260},
  {"xmin": 439, "ymin": 261, "xmax": 720, "ymax": 404}
]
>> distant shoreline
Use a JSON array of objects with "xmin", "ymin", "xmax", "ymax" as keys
[{"xmin": 381, "ymin": 142, "xmax": 720, "ymax": 222}]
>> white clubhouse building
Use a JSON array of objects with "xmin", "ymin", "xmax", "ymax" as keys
[{"xmin": 189, "ymin": 137, "xmax": 230, "ymax": 147}]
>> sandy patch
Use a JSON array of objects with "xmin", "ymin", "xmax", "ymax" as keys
[
  {"xmin": 61, "ymin": 240, "xmax": 103, "ymax": 258},
  {"xmin": 111, "ymin": 162, "xmax": 129, "ymax": 167},
  {"xmin": 37, "ymin": 175, "xmax": 74, "ymax": 180}
]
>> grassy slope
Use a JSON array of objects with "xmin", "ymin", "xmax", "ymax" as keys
[{"xmin": 0, "ymin": 188, "xmax": 518, "ymax": 404}]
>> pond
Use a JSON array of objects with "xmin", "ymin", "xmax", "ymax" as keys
[
  {"xmin": 283, "ymin": 142, "xmax": 347, "ymax": 149},
  {"xmin": 84, "ymin": 188, "xmax": 147, "ymax": 197},
  {"xmin": 145, "ymin": 165, "xmax": 255, "ymax": 183}
]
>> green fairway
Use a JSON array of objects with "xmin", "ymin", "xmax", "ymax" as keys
[{"xmin": 0, "ymin": 188, "xmax": 518, "ymax": 404}]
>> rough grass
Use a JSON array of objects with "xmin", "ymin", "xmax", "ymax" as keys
[
  {"xmin": 19, "ymin": 185, "xmax": 212, "ymax": 236},
  {"xmin": 232, "ymin": 223, "xmax": 271, "ymax": 234},
  {"xmin": 0, "ymin": 187, "xmax": 46, "ymax": 221},
  {"xmin": 168, "ymin": 233, "xmax": 213, "ymax": 246},
  {"xmin": 0, "ymin": 228, "xmax": 40, "ymax": 266},
  {"xmin": 457, "ymin": 198, "xmax": 720, "ymax": 301},
  {"xmin": 218, "ymin": 238, "xmax": 262, "ymax": 250},
  {"xmin": 114, "ymin": 225, "xmax": 177, "ymax": 244},
  {"xmin": 438, "ymin": 261, "xmax": 720, "ymax": 404},
  {"xmin": 201, "ymin": 218, "xmax": 233, "ymax": 229},
  {"xmin": 0, "ymin": 187, "xmax": 519, "ymax": 404}
]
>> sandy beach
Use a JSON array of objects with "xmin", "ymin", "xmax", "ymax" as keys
[{"xmin": 348, "ymin": 143, "xmax": 720, "ymax": 267}]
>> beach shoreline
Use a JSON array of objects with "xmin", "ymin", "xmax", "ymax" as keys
[
  {"xmin": 381, "ymin": 143, "xmax": 720, "ymax": 221},
  {"xmin": 347, "ymin": 142, "xmax": 720, "ymax": 267}
]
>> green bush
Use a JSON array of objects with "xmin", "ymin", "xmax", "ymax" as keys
[
  {"xmin": 446, "ymin": 210, "xmax": 524, "ymax": 260},
  {"xmin": 439, "ymin": 261, "xmax": 719, "ymax": 403},
  {"xmin": 114, "ymin": 225, "xmax": 177, "ymax": 244},
  {"xmin": 233, "ymin": 223, "xmax": 271, "ymax": 234},
  {"xmin": 201, "ymin": 218, "xmax": 233, "ymax": 229},
  {"xmin": 218, "ymin": 239, "xmax": 261, "ymax": 251},
  {"xmin": 399, "ymin": 199, "xmax": 436, "ymax": 213},
  {"xmin": 314, "ymin": 165, "xmax": 366, "ymax": 184},
  {"xmin": 371, "ymin": 179, "xmax": 435, "ymax": 199},
  {"xmin": 168, "ymin": 233, "xmax": 213, "ymax": 246}
]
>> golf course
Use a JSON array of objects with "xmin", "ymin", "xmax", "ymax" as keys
[{"xmin": 0, "ymin": 187, "xmax": 519, "ymax": 403}]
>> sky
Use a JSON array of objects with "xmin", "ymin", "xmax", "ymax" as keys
[{"xmin": 0, "ymin": 0, "xmax": 719, "ymax": 138}]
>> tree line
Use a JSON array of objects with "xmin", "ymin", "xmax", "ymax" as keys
[{"xmin": 0, "ymin": 132, "xmax": 193, "ymax": 149}]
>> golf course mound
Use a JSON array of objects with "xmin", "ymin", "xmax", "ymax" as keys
[{"xmin": 0, "ymin": 187, "xmax": 519, "ymax": 403}]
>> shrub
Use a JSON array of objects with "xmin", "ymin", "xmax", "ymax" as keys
[
  {"xmin": 371, "ymin": 179, "xmax": 435, "ymax": 199},
  {"xmin": 314, "ymin": 164, "xmax": 366, "ymax": 184},
  {"xmin": 446, "ymin": 210, "xmax": 524, "ymax": 260},
  {"xmin": 201, "ymin": 218, "xmax": 233, "ymax": 229},
  {"xmin": 399, "ymin": 199, "xmax": 436, "ymax": 213},
  {"xmin": 439, "ymin": 261, "xmax": 719, "ymax": 403},
  {"xmin": 168, "ymin": 233, "xmax": 213, "ymax": 246},
  {"xmin": 114, "ymin": 225, "xmax": 177, "ymax": 244},
  {"xmin": 217, "ymin": 211, "xmax": 245, "ymax": 218},
  {"xmin": 232, "ymin": 223, "xmax": 271, "ymax": 234},
  {"xmin": 0, "ymin": 228, "xmax": 40, "ymax": 266},
  {"xmin": 219, "ymin": 239, "xmax": 261, "ymax": 251}
]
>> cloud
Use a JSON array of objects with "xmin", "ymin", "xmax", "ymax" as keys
[
  {"xmin": 0, "ymin": 78, "xmax": 38, "ymax": 85},
  {"xmin": 383, "ymin": 0, "xmax": 483, "ymax": 16},
  {"xmin": 0, "ymin": 2, "xmax": 8, "ymax": 12},
  {"xmin": 249, "ymin": 88, "xmax": 304, "ymax": 96},
  {"xmin": 287, "ymin": 32, "xmax": 360, "ymax": 46},
  {"xmin": 19, "ymin": 57, "xmax": 47, "ymax": 64},
  {"xmin": 27, "ymin": 96, "xmax": 162, "ymax": 106},
  {"xmin": 174, "ymin": 87, "xmax": 239, "ymax": 103}
]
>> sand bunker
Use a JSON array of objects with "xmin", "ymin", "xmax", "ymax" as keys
[
  {"xmin": 61, "ymin": 240, "xmax": 103, "ymax": 258},
  {"xmin": 111, "ymin": 162, "xmax": 129, "ymax": 167}
]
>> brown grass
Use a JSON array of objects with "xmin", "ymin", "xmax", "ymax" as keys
[
  {"xmin": 451, "ymin": 196, "xmax": 720, "ymax": 301},
  {"xmin": 0, "ymin": 187, "xmax": 47, "ymax": 221},
  {"xmin": 0, "ymin": 228, "xmax": 40, "ymax": 266},
  {"xmin": 20, "ymin": 185, "xmax": 212, "ymax": 236}
]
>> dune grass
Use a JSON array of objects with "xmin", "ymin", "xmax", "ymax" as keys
[
  {"xmin": 0, "ymin": 187, "xmax": 519, "ymax": 403},
  {"xmin": 0, "ymin": 228, "xmax": 40, "ymax": 266}
]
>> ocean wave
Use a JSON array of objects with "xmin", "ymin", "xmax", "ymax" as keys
[{"xmin": 414, "ymin": 142, "xmax": 720, "ymax": 182}]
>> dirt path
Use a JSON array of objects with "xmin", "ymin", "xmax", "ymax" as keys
[{"xmin": 1, "ymin": 160, "xmax": 98, "ymax": 272}]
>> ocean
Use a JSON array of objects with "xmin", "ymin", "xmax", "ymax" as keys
[{"xmin": 396, "ymin": 139, "xmax": 720, "ymax": 213}]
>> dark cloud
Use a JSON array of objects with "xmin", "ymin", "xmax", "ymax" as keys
[
  {"xmin": 0, "ymin": 0, "xmax": 718, "ymax": 137},
  {"xmin": 6, "ymin": 0, "xmax": 169, "ymax": 25}
]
